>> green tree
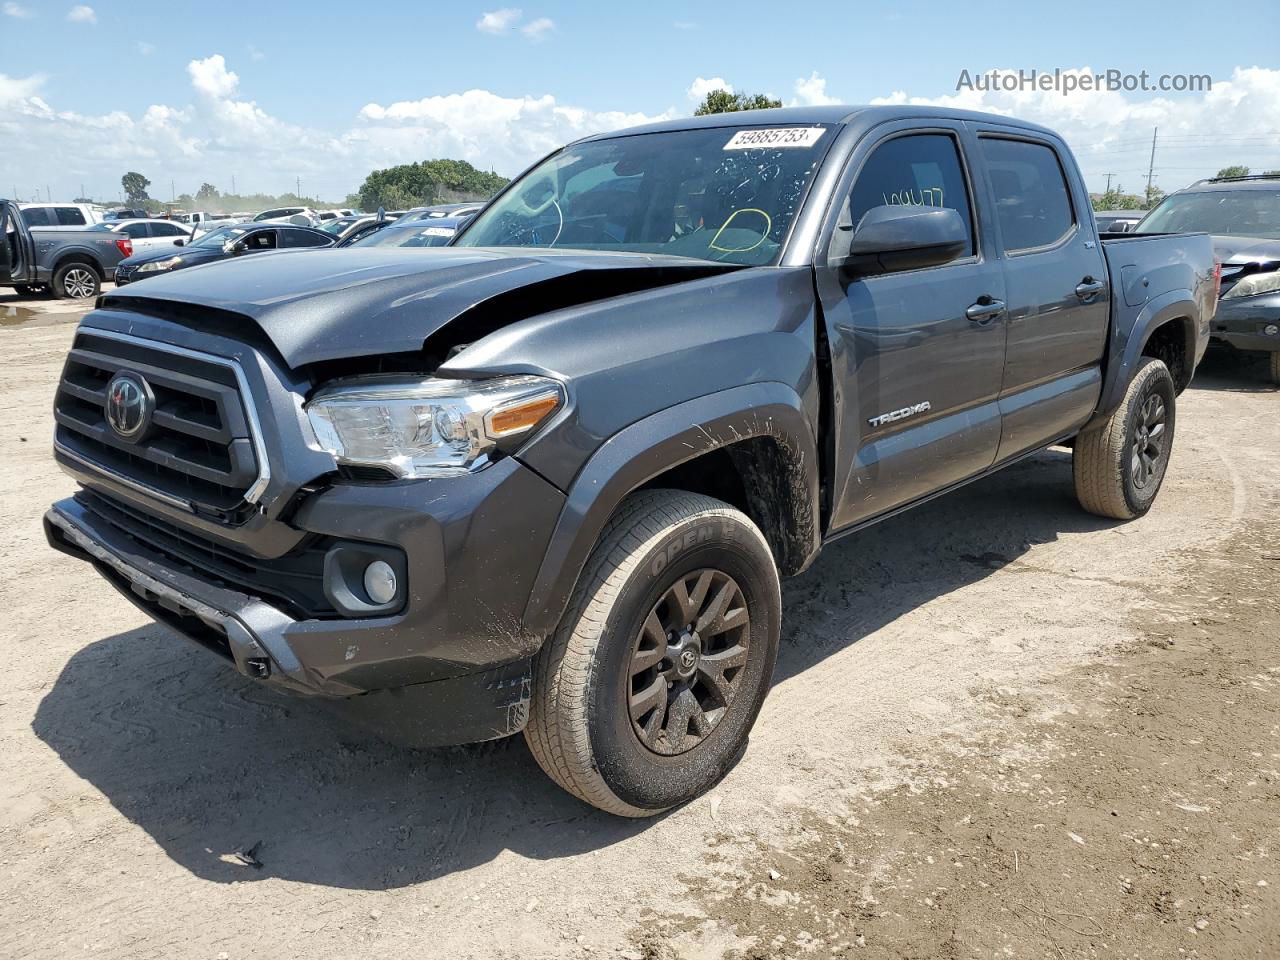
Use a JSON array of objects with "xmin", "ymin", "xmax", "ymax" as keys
[
  {"xmin": 121, "ymin": 171, "xmax": 151, "ymax": 204},
  {"xmin": 693, "ymin": 88, "xmax": 783, "ymax": 116},
  {"xmin": 1091, "ymin": 185, "xmax": 1147, "ymax": 211},
  {"xmin": 1144, "ymin": 184, "xmax": 1166, "ymax": 209},
  {"xmin": 1215, "ymin": 165, "xmax": 1250, "ymax": 179},
  {"xmin": 355, "ymin": 159, "xmax": 508, "ymax": 211},
  {"xmin": 195, "ymin": 182, "xmax": 219, "ymax": 202}
]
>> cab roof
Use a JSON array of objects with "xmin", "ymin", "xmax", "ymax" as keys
[{"xmin": 576, "ymin": 104, "xmax": 1061, "ymax": 143}]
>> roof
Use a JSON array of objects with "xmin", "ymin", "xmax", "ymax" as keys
[
  {"xmin": 576, "ymin": 104, "xmax": 1060, "ymax": 143},
  {"xmin": 1181, "ymin": 175, "xmax": 1280, "ymax": 193}
]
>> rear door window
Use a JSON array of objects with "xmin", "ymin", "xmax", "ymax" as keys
[
  {"xmin": 55, "ymin": 207, "xmax": 87, "ymax": 226},
  {"xmin": 22, "ymin": 207, "xmax": 52, "ymax": 227},
  {"xmin": 122, "ymin": 223, "xmax": 150, "ymax": 239},
  {"xmin": 980, "ymin": 138, "xmax": 1076, "ymax": 252},
  {"xmin": 280, "ymin": 228, "xmax": 329, "ymax": 248}
]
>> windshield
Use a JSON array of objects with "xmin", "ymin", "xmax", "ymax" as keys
[
  {"xmin": 1136, "ymin": 189, "xmax": 1280, "ymax": 240},
  {"xmin": 350, "ymin": 224, "xmax": 456, "ymax": 248},
  {"xmin": 319, "ymin": 218, "xmax": 356, "ymax": 234},
  {"xmin": 86, "ymin": 222, "xmax": 115, "ymax": 231},
  {"xmin": 455, "ymin": 125, "xmax": 833, "ymax": 264},
  {"xmin": 190, "ymin": 225, "xmax": 247, "ymax": 248}
]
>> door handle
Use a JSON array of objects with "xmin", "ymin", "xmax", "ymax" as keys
[
  {"xmin": 965, "ymin": 297, "xmax": 1006, "ymax": 323},
  {"xmin": 1075, "ymin": 277, "xmax": 1106, "ymax": 300}
]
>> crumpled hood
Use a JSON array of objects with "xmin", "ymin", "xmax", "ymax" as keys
[
  {"xmin": 1211, "ymin": 234, "xmax": 1280, "ymax": 265},
  {"xmin": 101, "ymin": 247, "xmax": 734, "ymax": 368}
]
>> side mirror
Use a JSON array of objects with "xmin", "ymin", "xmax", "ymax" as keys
[
  {"xmin": 836, "ymin": 204, "xmax": 969, "ymax": 276},
  {"xmin": 230, "ymin": 239, "xmax": 248, "ymax": 255},
  {"xmin": 173, "ymin": 238, "xmax": 186, "ymax": 247}
]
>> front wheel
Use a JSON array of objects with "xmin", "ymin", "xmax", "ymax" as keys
[
  {"xmin": 525, "ymin": 490, "xmax": 781, "ymax": 816},
  {"xmin": 1074, "ymin": 357, "xmax": 1176, "ymax": 520},
  {"xmin": 52, "ymin": 261, "xmax": 100, "ymax": 300}
]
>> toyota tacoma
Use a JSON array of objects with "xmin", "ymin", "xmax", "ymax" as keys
[{"xmin": 45, "ymin": 106, "xmax": 1217, "ymax": 816}]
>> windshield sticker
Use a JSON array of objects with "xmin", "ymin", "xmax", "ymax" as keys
[
  {"xmin": 422, "ymin": 227, "xmax": 455, "ymax": 237},
  {"xmin": 723, "ymin": 127, "xmax": 825, "ymax": 151}
]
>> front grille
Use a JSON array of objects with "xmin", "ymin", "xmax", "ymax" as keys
[
  {"xmin": 78, "ymin": 490, "xmax": 335, "ymax": 619},
  {"xmin": 114, "ymin": 265, "xmax": 136, "ymax": 285},
  {"xmin": 54, "ymin": 329, "xmax": 264, "ymax": 519}
]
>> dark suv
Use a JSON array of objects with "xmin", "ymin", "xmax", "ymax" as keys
[{"xmin": 1135, "ymin": 174, "xmax": 1280, "ymax": 383}]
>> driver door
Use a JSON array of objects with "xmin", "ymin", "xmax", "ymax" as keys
[{"xmin": 1, "ymin": 201, "xmax": 34, "ymax": 284}]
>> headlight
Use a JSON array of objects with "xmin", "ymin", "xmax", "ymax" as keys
[
  {"xmin": 137, "ymin": 256, "xmax": 183, "ymax": 274},
  {"xmin": 1222, "ymin": 269, "xmax": 1280, "ymax": 299},
  {"xmin": 305, "ymin": 375, "xmax": 563, "ymax": 478}
]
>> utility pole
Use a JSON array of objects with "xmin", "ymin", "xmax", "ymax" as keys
[
  {"xmin": 1145, "ymin": 127, "xmax": 1158, "ymax": 203},
  {"xmin": 1104, "ymin": 173, "xmax": 1114, "ymax": 193},
  {"xmin": 296, "ymin": 176, "xmax": 301, "ymax": 198},
  {"xmin": 232, "ymin": 174, "xmax": 236, "ymax": 195},
  {"xmin": 171, "ymin": 179, "xmax": 176, "ymax": 202},
  {"xmin": 45, "ymin": 185, "xmax": 51, "ymax": 201}
]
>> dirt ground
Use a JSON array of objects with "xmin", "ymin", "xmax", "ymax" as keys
[{"xmin": 1, "ymin": 289, "xmax": 1277, "ymax": 960}]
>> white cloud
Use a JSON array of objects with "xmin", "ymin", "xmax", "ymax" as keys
[
  {"xmin": 687, "ymin": 76, "xmax": 732, "ymax": 102},
  {"xmin": 476, "ymin": 8, "xmax": 521, "ymax": 33},
  {"xmin": 66, "ymin": 4, "xmax": 95, "ymax": 23},
  {"xmin": 792, "ymin": 71, "xmax": 838, "ymax": 107},
  {"xmin": 137, "ymin": 41, "xmax": 156, "ymax": 55},
  {"xmin": 247, "ymin": 43, "xmax": 265, "ymax": 61},
  {"xmin": 188, "ymin": 55, "xmax": 239, "ymax": 99},
  {"xmin": 520, "ymin": 17, "xmax": 554, "ymax": 40},
  {"xmin": 673, "ymin": 20, "xmax": 696, "ymax": 30},
  {"xmin": 0, "ymin": 56, "xmax": 673, "ymax": 202},
  {"xmin": 871, "ymin": 66, "xmax": 1280, "ymax": 192},
  {"xmin": 3, "ymin": 2, "xmax": 34, "ymax": 18}
]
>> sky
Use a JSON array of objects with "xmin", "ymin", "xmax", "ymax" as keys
[{"xmin": 2, "ymin": 0, "xmax": 1278, "ymax": 204}]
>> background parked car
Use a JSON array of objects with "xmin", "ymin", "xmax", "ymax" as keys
[
  {"xmin": 343, "ymin": 216, "xmax": 468, "ymax": 248},
  {"xmin": 252, "ymin": 206, "xmax": 317, "ymax": 225},
  {"xmin": 1095, "ymin": 210, "xmax": 1147, "ymax": 232},
  {"xmin": 114, "ymin": 222, "xmax": 335, "ymax": 285},
  {"xmin": 2, "ymin": 198, "xmax": 129, "ymax": 298},
  {"xmin": 103, "ymin": 208, "xmax": 149, "ymax": 221},
  {"xmin": 395, "ymin": 203, "xmax": 484, "ymax": 224},
  {"xmin": 18, "ymin": 202, "xmax": 103, "ymax": 230},
  {"xmin": 1134, "ymin": 172, "xmax": 1280, "ymax": 383},
  {"xmin": 320, "ymin": 215, "xmax": 389, "ymax": 243},
  {"xmin": 86, "ymin": 218, "xmax": 192, "ymax": 255}
]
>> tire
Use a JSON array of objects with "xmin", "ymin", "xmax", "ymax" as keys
[
  {"xmin": 1269, "ymin": 351, "xmax": 1280, "ymax": 386},
  {"xmin": 1074, "ymin": 357, "xmax": 1177, "ymax": 520},
  {"xmin": 13, "ymin": 283, "xmax": 37, "ymax": 296},
  {"xmin": 525, "ymin": 489, "xmax": 781, "ymax": 817},
  {"xmin": 52, "ymin": 261, "xmax": 100, "ymax": 300}
]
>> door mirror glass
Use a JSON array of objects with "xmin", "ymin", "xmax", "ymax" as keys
[
  {"xmin": 840, "ymin": 204, "xmax": 969, "ymax": 275},
  {"xmin": 173, "ymin": 238, "xmax": 186, "ymax": 247}
]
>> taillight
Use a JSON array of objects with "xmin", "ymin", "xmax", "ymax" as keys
[
  {"xmin": 115, "ymin": 236, "xmax": 133, "ymax": 258},
  {"xmin": 1212, "ymin": 260, "xmax": 1222, "ymax": 299}
]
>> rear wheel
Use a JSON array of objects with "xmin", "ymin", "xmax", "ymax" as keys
[
  {"xmin": 1074, "ymin": 357, "xmax": 1176, "ymax": 520},
  {"xmin": 1268, "ymin": 351, "xmax": 1280, "ymax": 386},
  {"xmin": 52, "ymin": 261, "xmax": 99, "ymax": 300},
  {"xmin": 525, "ymin": 489, "xmax": 781, "ymax": 816}
]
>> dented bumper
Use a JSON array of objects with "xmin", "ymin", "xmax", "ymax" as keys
[{"xmin": 45, "ymin": 452, "xmax": 566, "ymax": 745}]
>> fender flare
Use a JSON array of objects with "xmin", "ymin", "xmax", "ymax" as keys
[
  {"xmin": 1084, "ymin": 290, "xmax": 1198, "ymax": 433},
  {"xmin": 50, "ymin": 246, "xmax": 108, "ymax": 279},
  {"xmin": 521, "ymin": 381, "xmax": 819, "ymax": 637}
]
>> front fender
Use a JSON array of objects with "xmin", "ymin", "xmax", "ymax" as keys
[{"xmin": 521, "ymin": 382, "xmax": 819, "ymax": 637}]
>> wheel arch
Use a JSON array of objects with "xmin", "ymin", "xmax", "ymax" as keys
[
  {"xmin": 51, "ymin": 250, "xmax": 106, "ymax": 280},
  {"xmin": 1084, "ymin": 293, "xmax": 1198, "ymax": 433},
  {"xmin": 521, "ymin": 382, "xmax": 820, "ymax": 637}
]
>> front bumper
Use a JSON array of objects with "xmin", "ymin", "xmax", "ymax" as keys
[
  {"xmin": 45, "ymin": 453, "xmax": 565, "ymax": 745},
  {"xmin": 1211, "ymin": 292, "xmax": 1280, "ymax": 352}
]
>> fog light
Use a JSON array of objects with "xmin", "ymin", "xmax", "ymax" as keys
[
  {"xmin": 363, "ymin": 560, "xmax": 398, "ymax": 605},
  {"xmin": 1265, "ymin": 323, "xmax": 1279, "ymax": 336}
]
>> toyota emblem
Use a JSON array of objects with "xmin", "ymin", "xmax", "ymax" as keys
[{"xmin": 105, "ymin": 372, "xmax": 154, "ymax": 442}]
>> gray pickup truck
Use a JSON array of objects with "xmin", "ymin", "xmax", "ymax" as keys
[
  {"xmin": 1, "ymin": 200, "xmax": 129, "ymax": 299},
  {"xmin": 44, "ymin": 106, "xmax": 1216, "ymax": 816}
]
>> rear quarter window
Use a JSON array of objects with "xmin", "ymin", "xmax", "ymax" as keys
[
  {"xmin": 21, "ymin": 207, "xmax": 52, "ymax": 227},
  {"xmin": 980, "ymin": 138, "xmax": 1076, "ymax": 252}
]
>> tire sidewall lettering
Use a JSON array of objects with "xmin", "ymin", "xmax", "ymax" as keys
[{"xmin": 648, "ymin": 522, "xmax": 725, "ymax": 579}]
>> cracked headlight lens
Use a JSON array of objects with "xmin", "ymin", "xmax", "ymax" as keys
[
  {"xmin": 305, "ymin": 375, "xmax": 563, "ymax": 478},
  {"xmin": 1222, "ymin": 269, "xmax": 1280, "ymax": 299}
]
